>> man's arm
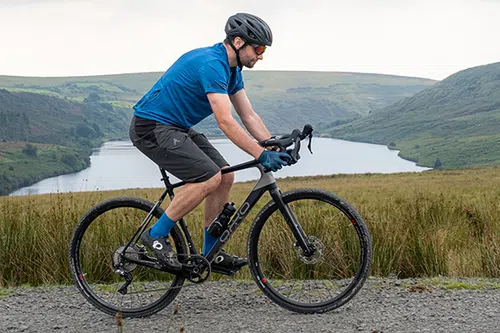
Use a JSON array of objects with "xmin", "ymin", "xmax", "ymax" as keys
[
  {"xmin": 207, "ymin": 92, "xmax": 264, "ymax": 160},
  {"xmin": 229, "ymin": 89, "xmax": 272, "ymax": 142}
]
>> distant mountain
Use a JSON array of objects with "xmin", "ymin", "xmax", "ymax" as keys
[
  {"xmin": 0, "ymin": 71, "xmax": 436, "ymax": 135},
  {"xmin": 330, "ymin": 62, "xmax": 500, "ymax": 168}
]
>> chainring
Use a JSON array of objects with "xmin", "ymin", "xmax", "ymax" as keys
[{"xmin": 182, "ymin": 254, "xmax": 211, "ymax": 284}]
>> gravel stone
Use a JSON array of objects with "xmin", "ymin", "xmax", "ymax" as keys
[{"xmin": 0, "ymin": 278, "xmax": 499, "ymax": 332}]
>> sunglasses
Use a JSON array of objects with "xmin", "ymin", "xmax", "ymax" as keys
[{"xmin": 251, "ymin": 44, "xmax": 267, "ymax": 55}]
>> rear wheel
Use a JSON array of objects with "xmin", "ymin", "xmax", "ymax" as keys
[
  {"xmin": 248, "ymin": 188, "xmax": 372, "ymax": 313},
  {"xmin": 69, "ymin": 197, "xmax": 187, "ymax": 318}
]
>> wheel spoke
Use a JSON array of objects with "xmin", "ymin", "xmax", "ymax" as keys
[
  {"xmin": 249, "ymin": 190, "xmax": 372, "ymax": 313},
  {"xmin": 70, "ymin": 198, "xmax": 186, "ymax": 317}
]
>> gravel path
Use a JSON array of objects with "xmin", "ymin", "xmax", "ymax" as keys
[{"xmin": 1, "ymin": 278, "xmax": 499, "ymax": 333}]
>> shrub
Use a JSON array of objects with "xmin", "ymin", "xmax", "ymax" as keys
[{"xmin": 22, "ymin": 144, "xmax": 38, "ymax": 157}]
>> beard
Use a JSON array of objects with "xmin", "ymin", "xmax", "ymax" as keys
[{"xmin": 243, "ymin": 58, "xmax": 257, "ymax": 68}]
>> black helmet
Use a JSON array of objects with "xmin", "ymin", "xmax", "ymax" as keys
[{"xmin": 225, "ymin": 13, "xmax": 273, "ymax": 46}]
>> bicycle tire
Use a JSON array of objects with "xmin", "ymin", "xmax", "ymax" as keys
[
  {"xmin": 247, "ymin": 188, "xmax": 372, "ymax": 314},
  {"xmin": 69, "ymin": 196, "xmax": 187, "ymax": 318}
]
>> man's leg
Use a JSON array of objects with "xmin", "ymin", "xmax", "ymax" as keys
[
  {"xmin": 149, "ymin": 171, "xmax": 222, "ymax": 238},
  {"xmin": 140, "ymin": 172, "xmax": 222, "ymax": 269},
  {"xmin": 204, "ymin": 167, "xmax": 234, "ymax": 228},
  {"xmin": 200, "ymin": 168, "xmax": 247, "ymax": 273},
  {"xmin": 130, "ymin": 119, "xmax": 224, "ymax": 268},
  {"xmin": 166, "ymin": 171, "xmax": 222, "ymax": 222},
  {"xmin": 202, "ymin": 168, "xmax": 234, "ymax": 255}
]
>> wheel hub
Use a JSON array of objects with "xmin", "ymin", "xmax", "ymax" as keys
[
  {"xmin": 113, "ymin": 243, "xmax": 144, "ymax": 272},
  {"xmin": 295, "ymin": 236, "xmax": 325, "ymax": 264}
]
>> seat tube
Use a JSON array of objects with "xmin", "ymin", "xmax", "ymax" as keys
[{"xmin": 269, "ymin": 187, "xmax": 312, "ymax": 255}]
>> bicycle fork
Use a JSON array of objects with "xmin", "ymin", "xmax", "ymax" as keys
[{"xmin": 269, "ymin": 187, "xmax": 316, "ymax": 257}]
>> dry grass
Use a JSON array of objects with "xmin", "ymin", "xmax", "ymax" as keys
[{"xmin": 1, "ymin": 167, "xmax": 499, "ymax": 287}]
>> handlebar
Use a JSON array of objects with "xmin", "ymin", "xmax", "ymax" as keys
[{"xmin": 259, "ymin": 124, "xmax": 314, "ymax": 164}]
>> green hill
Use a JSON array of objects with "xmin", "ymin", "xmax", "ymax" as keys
[
  {"xmin": 0, "ymin": 71, "xmax": 436, "ymax": 134},
  {"xmin": 0, "ymin": 89, "xmax": 131, "ymax": 195},
  {"xmin": 0, "ymin": 89, "xmax": 131, "ymax": 143},
  {"xmin": 330, "ymin": 62, "xmax": 500, "ymax": 169}
]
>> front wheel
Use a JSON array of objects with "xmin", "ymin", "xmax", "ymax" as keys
[
  {"xmin": 69, "ymin": 196, "xmax": 187, "ymax": 318},
  {"xmin": 248, "ymin": 188, "xmax": 372, "ymax": 314}
]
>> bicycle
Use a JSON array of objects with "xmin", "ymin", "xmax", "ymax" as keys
[{"xmin": 69, "ymin": 124, "xmax": 372, "ymax": 318}]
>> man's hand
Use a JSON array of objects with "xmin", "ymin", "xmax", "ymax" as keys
[{"xmin": 258, "ymin": 150, "xmax": 291, "ymax": 172}]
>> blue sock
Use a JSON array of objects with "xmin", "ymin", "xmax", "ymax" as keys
[
  {"xmin": 149, "ymin": 213, "xmax": 176, "ymax": 239},
  {"xmin": 202, "ymin": 227, "xmax": 218, "ymax": 256}
]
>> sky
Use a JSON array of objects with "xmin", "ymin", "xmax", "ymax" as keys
[{"xmin": 0, "ymin": 0, "xmax": 499, "ymax": 80}]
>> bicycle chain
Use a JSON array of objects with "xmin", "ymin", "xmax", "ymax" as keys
[
  {"xmin": 123, "ymin": 254, "xmax": 212, "ymax": 294},
  {"xmin": 125, "ymin": 278, "xmax": 208, "ymax": 294}
]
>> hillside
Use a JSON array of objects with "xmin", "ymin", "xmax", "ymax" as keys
[
  {"xmin": 0, "ymin": 89, "xmax": 131, "ymax": 195},
  {"xmin": 330, "ymin": 62, "xmax": 500, "ymax": 169},
  {"xmin": 0, "ymin": 71, "xmax": 436, "ymax": 135},
  {"xmin": 0, "ymin": 89, "xmax": 131, "ymax": 143}
]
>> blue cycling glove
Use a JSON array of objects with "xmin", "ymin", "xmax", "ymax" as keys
[{"xmin": 258, "ymin": 150, "xmax": 291, "ymax": 172}]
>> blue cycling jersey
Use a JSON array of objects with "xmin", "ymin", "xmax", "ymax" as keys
[{"xmin": 133, "ymin": 43, "xmax": 244, "ymax": 129}]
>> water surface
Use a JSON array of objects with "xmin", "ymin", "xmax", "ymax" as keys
[{"xmin": 10, "ymin": 138, "xmax": 429, "ymax": 196}]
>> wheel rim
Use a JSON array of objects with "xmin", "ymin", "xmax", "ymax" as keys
[
  {"xmin": 252, "ymin": 195, "xmax": 370, "ymax": 308},
  {"xmin": 72, "ymin": 203, "xmax": 184, "ymax": 315}
]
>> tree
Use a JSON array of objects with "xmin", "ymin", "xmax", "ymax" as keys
[
  {"xmin": 91, "ymin": 123, "xmax": 102, "ymax": 136},
  {"xmin": 75, "ymin": 123, "xmax": 96, "ymax": 138},
  {"xmin": 22, "ymin": 113, "xmax": 31, "ymax": 141},
  {"xmin": 61, "ymin": 153, "xmax": 78, "ymax": 168},
  {"xmin": 434, "ymin": 158, "xmax": 442, "ymax": 169},
  {"xmin": 84, "ymin": 92, "xmax": 101, "ymax": 103},
  {"xmin": 22, "ymin": 144, "xmax": 38, "ymax": 157}
]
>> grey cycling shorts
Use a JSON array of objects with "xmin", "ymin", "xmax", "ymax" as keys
[{"xmin": 129, "ymin": 116, "xmax": 228, "ymax": 183}]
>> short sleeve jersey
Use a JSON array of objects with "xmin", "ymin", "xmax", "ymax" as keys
[{"xmin": 133, "ymin": 43, "xmax": 244, "ymax": 128}]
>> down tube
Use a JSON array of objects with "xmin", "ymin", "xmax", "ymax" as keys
[{"xmin": 205, "ymin": 183, "xmax": 276, "ymax": 262}]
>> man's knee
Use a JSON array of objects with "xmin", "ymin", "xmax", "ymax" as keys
[
  {"xmin": 203, "ymin": 171, "xmax": 222, "ymax": 194},
  {"xmin": 220, "ymin": 167, "xmax": 234, "ymax": 189}
]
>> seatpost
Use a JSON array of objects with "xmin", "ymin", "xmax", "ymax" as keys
[{"xmin": 159, "ymin": 168, "xmax": 175, "ymax": 199}]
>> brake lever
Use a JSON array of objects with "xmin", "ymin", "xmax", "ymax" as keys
[
  {"xmin": 290, "ymin": 136, "xmax": 301, "ymax": 163},
  {"xmin": 307, "ymin": 133, "xmax": 313, "ymax": 154}
]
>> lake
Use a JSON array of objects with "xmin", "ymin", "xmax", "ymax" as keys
[{"xmin": 10, "ymin": 138, "xmax": 430, "ymax": 196}]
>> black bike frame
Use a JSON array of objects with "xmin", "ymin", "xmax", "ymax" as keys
[{"xmin": 133, "ymin": 159, "xmax": 313, "ymax": 265}]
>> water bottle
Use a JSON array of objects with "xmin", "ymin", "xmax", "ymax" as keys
[{"xmin": 207, "ymin": 202, "xmax": 236, "ymax": 237}]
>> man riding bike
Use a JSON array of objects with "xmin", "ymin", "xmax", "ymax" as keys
[{"xmin": 129, "ymin": 13, "xmax": 291, "ymax": 274}]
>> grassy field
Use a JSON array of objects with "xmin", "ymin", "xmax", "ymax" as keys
[{"xmin": 1, "ymin": 168, "xmax": 499, "ymax": 287}]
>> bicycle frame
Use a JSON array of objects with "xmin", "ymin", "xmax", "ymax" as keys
[{"xmin": 125, "ymin": 159, "xmax": 314, "ymax": 267}]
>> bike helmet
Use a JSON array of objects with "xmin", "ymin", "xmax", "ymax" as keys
[{"xmin": 225, "ymin": 13, "xmax": 273, "ymax": 46}]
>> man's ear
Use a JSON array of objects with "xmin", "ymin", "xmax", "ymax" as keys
[{"xmin": 235, "ymin": 37, "xmax": 245, "ymax": 49}]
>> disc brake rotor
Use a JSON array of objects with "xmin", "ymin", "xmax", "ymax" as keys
[{"xmin": 295, "ymin": 236, "xmax": 325, "ymax": 264}]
